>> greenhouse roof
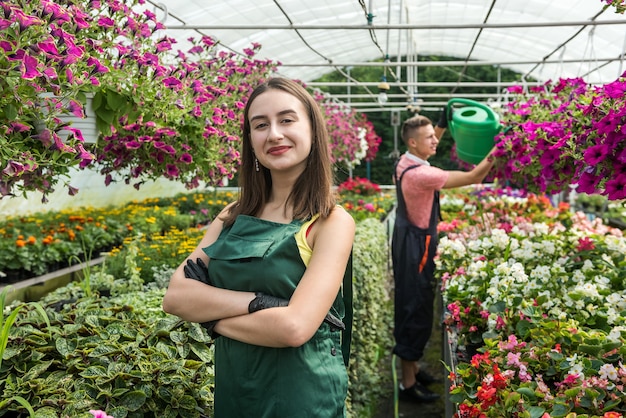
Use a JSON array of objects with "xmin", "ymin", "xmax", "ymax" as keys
[{"xmin": 149, "ymin": 0, "xmax": 625, "ymax": 111}]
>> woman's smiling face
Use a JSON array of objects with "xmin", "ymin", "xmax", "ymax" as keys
[{"xmin": 248, "ymin": 89, "xmax": 313, "ymax": 175}]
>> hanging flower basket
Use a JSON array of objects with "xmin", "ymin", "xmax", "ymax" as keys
[{"xmin": 36, "ymin": 93, "xmax": 99, "ymax": 144}]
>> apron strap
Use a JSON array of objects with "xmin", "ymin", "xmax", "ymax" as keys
[{"xmin": 341, "ymin": 250, "xmax": 353, "ymax": 368}]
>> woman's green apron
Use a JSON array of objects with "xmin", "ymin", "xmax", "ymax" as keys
[{"xmin": 204, "ymin": 215, "xmax": 349, "ymax": 418}]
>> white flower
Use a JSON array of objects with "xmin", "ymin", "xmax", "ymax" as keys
[
  {"xmin": 490, "ymin": 229, "xmax": 510, "ymax": 250},
  {"xmin": 538, "ymin": 240, "xmax": 557, "ymax": 255},
  {"xmin": 510, "ymin": 262, "xmax": 529, "ymax": 284},
  {"xmin": 599, "ymin": 363, "xmax": 618, "ymax": 381},
  {"xmin": 571, "ymin": 269, "xmax": 586, "ymax": 283},
  {"xmin": 606, "ymin": 307, "xmax": 620, "ymax": 325},
  {"xmin": 581, "ymin": 259, "xmax": 594, "ymax": 272},
  {"xmin": 530, "ymin": 265, "xmax": 551, "ymax": 281},
  {"xmin": 569, "ymin": 362, "xmax": 585, "ymax": 379},
  {"xmin": 575, "ymin": 282, "xmax": 600, "ymax": 299},
  {"xmin": 607, "ymin": 326, "xmax": 625, "ymax": 342}
]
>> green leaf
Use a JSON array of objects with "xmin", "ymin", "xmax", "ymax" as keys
[
  {"xmin": 602, "ymin": 341, "xmax": 621, "ymax": 352},
  {"xmin": 96, "ymin": 108, "xmax": 115, "ymax": 125},
  {"xmin": 564, "ymin": 387, "xmax": 581, "ymax": 398},
  {"xmin": 488, "ymin": 301, "xmax": 506, "ymax": 313},
  {"xmin": 0, "ymin": 396, "xmax": 35, "ymax": 416},
  {"xmin": 550, "ymin": 403, "xmax": 571, "ymax": 417},
  {"xmin": 23, "ymin": 360, "xmax": 53, "ymax": 380},
  {"xmin": 504, "ymin": 391, "xmax": 521, "ymax": 408},
  {"xmin": 33, "ymin": 406, "xmax": 60, "ymax": 418},
  {"xmin": 30, "ymin": 302, "xmax": 51, "ymax": 337},
  {"xmin": 187, "ymin": 323, "xmax": 211, "ymax": 343},
  {"xmin": 89, "ymin": 344, "xmax": 121, "ymax": 357},
  {"xmin": 603, "ymin": 398, "xmax": 621, "ymax": 411},
  {"xmin": 178, "ymin": 395, "xmax": 198, "ymax": 410},
  {"xmin": 156, "ymin": 341, "xmax": 178, "ymax": 359},
  {"xmin": 170, "ymin": 331, "xmax": 188, "ymax": 344},
  {"xmin": 448, "ymin": 392, "xmax": 467, "ymax": 403},
  {"xmin": 189, "ymin": 342, "xmax": 214, "ymax": 363},
  {"xmin": 54, "ymin": 337, "xmax": 78, "ymax": 357},
  {"xmin": 92, "ymin": 91, "xmax": 104, "ymax": 110},
  {"xmin": 578, "ymin": 344, "xmax": 601, "ymax": 356},
  {"xmin": 528, "ymin": 406, "xmax": 546, "ymax": 418},
  {"xmin": 80, "ymin": 365, "xmax": 108, "ymax": 378},
  {"xmin": 516, "ymin": 387, "xmax": 536, "ymax": 400},
  {"xmin": 4, "ymin": 103, "xmax": 18, "ymax": 120},
  {"xmin": 106, "ymin": 90, "xmax": 129, "ymax": 111}
]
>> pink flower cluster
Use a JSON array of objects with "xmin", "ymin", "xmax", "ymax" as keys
[
  {"xmin": 492, "ymin": 75, "xmax": 626, "ymax": 200},
  {"xmin": 311, "ymin": 90, "xmax": 382, "ymax": 165},
  {"xmin": 93, "ymin": 36, "xmax": 275, "ymax": 190},
  {"xmin": 0, "ymin": 0, "xmax": 276, "ymax": 199}
]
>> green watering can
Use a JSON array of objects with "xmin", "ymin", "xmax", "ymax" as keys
[{"xmin": 447, "ymin": 98, "xmax": 502, "ymax": 165}]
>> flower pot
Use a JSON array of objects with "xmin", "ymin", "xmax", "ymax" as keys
[
  {"xmin": 447, "ymin": 98, "xmax": 502, "ymax": 165},
  {"xmin": 36, "ymin": 93, "xmax": 99, "ymax": 144}
]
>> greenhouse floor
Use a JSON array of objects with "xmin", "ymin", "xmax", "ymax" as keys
[{"xmin": 374, "ymin": 296, "xmax": 448, "ymax": 418}]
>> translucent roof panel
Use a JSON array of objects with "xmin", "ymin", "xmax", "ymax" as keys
[{"xmin": 147, "ymin": 0, "xmax": 626, "ymax": 109}]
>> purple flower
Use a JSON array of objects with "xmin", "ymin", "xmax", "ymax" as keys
[
  {"xmin": 86, "ymin": 57, "xmax": 109, "ymax": 74},
  {"xmin": 9, "ymin": 122, "xmax": 30, "ymax": 133},
  {"xmin": 576, "ymin": 171, "xmax": 601, "ymax": 194},
  {"xmin": 166, "ymin": 164, "xmax": 179, "ymax": 177},
  {"xmin": 0, "ymin": 18, "xmax": 11, "ymax": 30},
  {"xmin": 155, "ymin": 37, "xmax": 174, "ymax": 52},
  {"xmin": 37, "ymin": 129, "xmax": 53, "ymax": 147},
  {"xmin": 604, "ymin": 173, "xmax": 626, "ymax": 200},
  {"xmin": 3, "ymin": 160, "xmax": 25, "ymax": 176},
  {"xmin": 20, "ymin": 54, "xmax": 39, "ymax": 79},
  {"xmin": 38, "ymin": 40, "xmax": 59, "ymax": 55},
  {"xmin": 0, "ymin": 40, "xmax": 13, "ymax": 53},
  {"xmin": 179, "ymin": 153, "xmax": 193, "ymax": 163},
  {"xmin": 14, "ymin": 9, "xmax": 42, "ymax": 31},
  {"xmin": 192, "ymin": 106, "xmax": 202, "ymax": 117},
  {"xmin": 97, "ymin": 16, "xmax": 115, "ymax": 28},
  {"xmin": 163, "ymin": 77, "xmax": 181, "ymax": 88},
  {"xmin": 125, "ymin": 141, "xmax": 142, "ymax": 149},
  {"xmin": 583, "ymin": 144, "xmax": 610, "ymax": 165},
  {"xmin": 68, "ymin": 99, "xmax": 85, "ymax": 118}
]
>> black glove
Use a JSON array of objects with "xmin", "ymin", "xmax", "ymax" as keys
[
  {"xmin": 248, "ymin": 292, "xmax": 345, "ymax": 332},
  {"xmin": 248, "ymin": 292, "xmax": 289, "ymax": 312},
  {"xmin": 323, "ymin": 312, "xmax": 346, "ymax": 332},
  {"xmin": 184, "ymin": 258, "xmax": 210, "ymax": 285},
  {"xmin": 183, "ymin": 258, "xmax": 220, "ymax": 338},
  {"xmin": 437, "ymin": 105, "xmax": 450, "ymax": 129}
]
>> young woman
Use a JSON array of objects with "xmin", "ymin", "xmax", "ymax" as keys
[{"xmin": 162, "ymin": 77, "xmax": 355, "ymax": 417}]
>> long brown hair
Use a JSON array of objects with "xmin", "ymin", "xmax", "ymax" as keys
[{"xmin": 222, "ymin": 77, "xmax": 336, "ymax": 226}]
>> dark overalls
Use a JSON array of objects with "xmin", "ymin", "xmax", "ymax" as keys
[{"xmin": 391, "ymin": 164, "xmax": 440, "ymax": 361}]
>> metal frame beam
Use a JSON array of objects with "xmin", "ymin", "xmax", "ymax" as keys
[
  {"xmin": 278, "ymin": 57, "xmax": 622, "ymax": 68},
  {"xmin": 305, "ymin": 81, "xmax": 542, "ymax": 87},
  {"xmin": 165, "ymin": 20, "xmax": 626, "ymax": 30}
]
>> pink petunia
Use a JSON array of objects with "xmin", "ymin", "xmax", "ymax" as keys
[
  {"xmin": 89, "ymin": 410, "xmax": 114, "ymax": 418},
  {"xmin": 20, "ymin": 54, "xmax": 40, "ymax": 79}
]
